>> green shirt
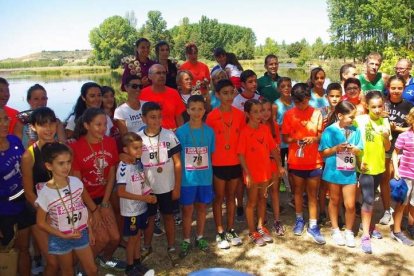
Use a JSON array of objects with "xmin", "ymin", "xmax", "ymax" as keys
[
  {"xmin": 258, "ymin": 73, "xmax": 281, "ymax": 102},
  {"xmin": 358, "ymin": 73, "xmax": 385, "ymax": 95}
]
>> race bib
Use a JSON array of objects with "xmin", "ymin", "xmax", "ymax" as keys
[
  {"xmin": 142, "ymin": 142, "xmax": 168, "ymax": 168},
  {"xmin": 336, "ymin": 151, "xmax": 355, "ymax": 171},
  {"xmin": 184, "ymin": 147, "xmax": 208, "ymax": 171},
  {"xmin": 56, "ymin": 202, "xmax": 88, "ymax": 234}
]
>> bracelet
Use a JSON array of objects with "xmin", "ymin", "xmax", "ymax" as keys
[{"xmin": 100, "ymin": 202, "xmax": 110, "ymax": 208}]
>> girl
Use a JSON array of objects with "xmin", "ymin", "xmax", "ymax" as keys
[
  {"xmin": 282, "ymin": 83, "xmax": 325, "ymax": 244},
  {"xmin": 70, "ymin": 108, "xmax": 124, "ymax": 271},
  {"xmin": 155, "ymin": 40, "xmax": 178, "ymax": 89},
  {"xmin": 379, "ymin": 76, "xmax": 413, "ymax": 226},
  {"xmin": 209, "ymin": 69, "xmax": 228, "ymax": 109},
  {"xmin": 35, "ymin": 143, "xmax": 97, "ymax": 276},
  {"xmin": 65, "ymin": 82, "xmax": 113, "ymax": 139},
  {"xmin": 238, "ymin": 99, "xmax": 282, "ymax": 246},
  {"xmin": 225, "ymin": 53, "xmax": 243, "ymax": 90},
  {"xmin": 308, "ymin": 67, "xmax": 330, "ymax": 119},
  {"xmin": 342, "ymin": 78, "xmax": 366, "ymax": 115},
  {"xmin": 101, "ymin": 86, "xmax": 120, "ymax": 143},
  {"xmin": 14, "ymin": 84, "xmax": 66, "ymax": 148},
  {"xmin": 0, "ymin": 108, "xmax": 33, "ymax": 276},
  {"xmin": 392, "ymin": 107, "xmax": 414, "ymax": 246},
  {"xmin": 319, "ymin": 101, "xmax": 363, "ymax": 247},
  {"xmin": 260, "ymin": 98, "xmax": 285, "ymax": 235},
  {"xmin": 355, "ymin": 90, "xmax": 391, "ymax": 254}
]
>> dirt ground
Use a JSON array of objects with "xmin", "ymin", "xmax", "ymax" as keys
[{"xmin": 100, "ymin": 191, "xmax": 414, "ymax": 276}]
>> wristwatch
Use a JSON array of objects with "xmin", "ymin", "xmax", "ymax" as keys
[{"xmin": 100, "ymin": 202, "xmax": 110, "ymax": 208}]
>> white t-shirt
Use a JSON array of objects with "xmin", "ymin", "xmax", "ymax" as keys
[
  {"xmin": 65, "ymin": 114, "xmax": 113, "ymax": 136},
  {"xmin": 114, "ymin": 101, "xmax": 147, "ymax": 133},
  {"xmin": 138, "ymin": 128, "xmax": 181, "ymax": 194},
  {"xmin": 232, "ymin": 92, "xmax": 261, "ymax": 112},
  {"xmin": 225, "ymin": 64, "xmax": 242, "ymax": 78},
  {"xmin": 35, "ymin": 176, "xmax": 88, "ymax": 234},
  {"xmin": 116, "ymin": 160, "xmax": 152, "ymax": 216}
]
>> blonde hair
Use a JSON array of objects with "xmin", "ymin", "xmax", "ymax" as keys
[{"xmin": 406, "ymin": 107, "xmax": 414, "ymax": 126}]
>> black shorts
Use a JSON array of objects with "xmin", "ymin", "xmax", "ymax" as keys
[
  {"xmin": 213, "ymin": 165, "xmax": 242, "ymax": 181},
  {"xmin": 290, "ymin": 168, "xmax": 323, "ymax": 179},
  {"xmin": 0, "ymin": 204, "xmax": 36, "ymax": 246},
  {"xmin": 146, "ymin": 191, "xmax": 174, "ymax": 215},
  {"xmin": 123, "ymin": 211, "xmax": 149, "ymax": 236}
]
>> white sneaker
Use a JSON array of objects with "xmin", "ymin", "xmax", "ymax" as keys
[
  {"xmin": 331, "ymin": 229, "xmax": 345, "ymax": 246},
  {"xmin": 345, "ymin": 230, "xmax": 356, "ymax": 248}
]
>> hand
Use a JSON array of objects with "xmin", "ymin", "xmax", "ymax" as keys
[
  {"xmin": 279, "ymin": 166, "xmax": 286, "ymax": 177},
  {"xmin": 171, "ymin": 188, "xmax": 180, "ymax": 200},
  {"xmin": 245, "ymin": 174, "xmax": 253, "ymax": 188},
  {"xmin": 394, "ymin": 172, "xmax": 400, "ymax": 180},
  {"xmin": 141, "ymin": 76, "xmax": 150, "ymax": 86},
  {"xmin": 92, "ymin": 208, "xmax": 104, "ymax": 228},
  {"xmin": 99, "ymin": 205, "xmax": 113, "ymax": 225},
  {"xmin": 390, "ymin": 122, "xmax": 396, "ymax": 131},
  {"xmin": 302, "ymin": 137, "xmax": 314, "ymax": 145},
  {"xmin": 65, "ymin": 230, "xmax": 82, "ymax": 239},
  {"xmin": 360, "ymin": 162, "xmax": 369, "ymax": 173},
  {"xmin": 382, "ymin": 129, "xmax": 390, "ymax": 139},
  {"xmin": 144, "ymin": 195, "xmax": 157, "ymax": 204},
  {"xmin": 336, "ymin": 142, "xmax": 349, "ymax": 152}
]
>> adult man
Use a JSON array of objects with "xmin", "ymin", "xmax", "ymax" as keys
[
  {"xmin": 339, "ymin": 64, "xmax": 357, "ymax": 94},
  {"xmin": 257, "ymin": 54, "xmax": 282, "ymax": 102},
  {"xmin": 358, "ymin": 52, "xmax": 388, "ymax": 94},
  {"xmin": 395, "ymin": 59, "xmax": 414, "ymax": 105}
]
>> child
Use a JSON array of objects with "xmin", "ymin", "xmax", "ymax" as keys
[
  {"xmin": 282, "ymin": 83, "xmax": 325, "ymax": 244},
  {"xmin": 342, "ymin": 78, "xmax": 366, "ymax": 115},
  {"xmin": 355, "ymin": 90, "xmax": 391, "ymax": 254},
  {"xmin": 238, "ymin": 99, "xmax": 283, "ymax": 246},
  {"xmin": 392, "ymin": 107, "xmax": 414, "ymax": 246},
  {"xmin": 176, "ymin": 95, "xmax": 215, "ymax": 257},
  {"xmin": 116, "ymin": 132, "xmax": 156, "ymax": 275},
  {"xmin": 319, "ymin": 101, "xmax": 363, "ymax": 247},
  {"xmin": 35, "ymin": 142, "xmax": 97, "ymax": 276},
  {"xmin": 260, "ymin": 98, "xmax": 285, "ymax": 235},
  {"xmin": 206, "ymin": 79, "xmax": 245, "ymax": 249},
  {"xmin": 209, "ymin": 69, "xmax": 228, "ymax": 109},
  {"xmin": 225, "ymin": 53, "xmax": 243, "ymax": 89},
  {"xmin": 308, "ymin": 67, "xmax": 329, "ymax": 119},
  {"xmin": 232, "ymin": 69, "xmax": 261, "ymax": 112},
  {"xmin": 137, "ymin": 101, "xmax": 182, "ymax": 265}
]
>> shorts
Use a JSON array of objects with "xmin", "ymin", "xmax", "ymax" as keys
[
  {"xmin": 213, "ymin": 165, "xmax": 242, "ymax": 181},
  {"xmin": 123, "ymin": 211, "xmax": 149, "ymax": 236},
  {"xmin": 280, "ymin": 147, "xmax": 288, "ymax": 167},
  {"xmin": 0, "ymin": 203, "xmax": 36, "ymax": 246},
  {"xmin": 403, "ymin": 178, "xmax": 414, "ymax": 206},
  {"xmin": 180, "ymin": 185, "xmax": 213, "ymax": 205},
  {"xmin": 146, "ymin": 191, "xmax": 174, "ymax": 215},
  {"xmin": 48, "ymin": 228, "xmax": 89, "ymax": 255},
  {"xmin": 385, "ymin": 142, "xmax": 395, "ymax": 159},
  {"xmin": 290, "ymin": 168, "xmax": 323, "ymax": 179}
]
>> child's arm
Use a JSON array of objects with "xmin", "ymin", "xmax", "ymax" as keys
[
  {"xmin": 270, "ymin": 148, "xmax": 285, "ymax": 176},
  {"xmin": 117, "ymin": 185, "xmax": 157, "ymax": 204},
  {"xmin": 56, "ymin": 119, "xmax": 67, "ymax": 144},
  {"xmin": 102, "ymin": 166, "xmax": 116, "ymax": 206},
  {"xmin": 171, "ymin": 152, "xmax": 182, "ymax": 200},
  {"xmin": 36, "ymin": 207, "xmax": 81, "ymax": 239},
  {"xmin": 238, "ymin": 154, "xmax": 252, "ymax": 188},
  {"xmin": 21, "ymin": 150, "xmax": 37, "ymax": 207},
  {"xmin": 392, "ymin": 148, "xmax": 401, "ymax": 180}
]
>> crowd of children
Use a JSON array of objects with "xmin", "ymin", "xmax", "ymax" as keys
[{"xmin": 1, "ymin": 44, "xmax": 414, "ymax": 276}]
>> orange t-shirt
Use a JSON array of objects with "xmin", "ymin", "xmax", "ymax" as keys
[
  {"xmin": 206, "ymin": 107, "xmax": 245, "ymax": 166},
  {"xmin": 237, "ymin": 124, "xmax": 276, "ymax": 184},
  {"xmin": 281, "ymin": 106, "xmax": 323, "ymax": 170},
  {"xmin": 264, "ymin": 121, "xmax": 281, "ymax": 173},
  {"xmin": 180, "ymin": 61, "xmax": 210, "ymax": 93},
  {"xmin": 4, "ymin": 106, "xmax": 19, "ymax": 134}
]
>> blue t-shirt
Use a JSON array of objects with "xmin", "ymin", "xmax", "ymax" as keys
[
  {"xmin": 318, "ymin": 124, "xmax": 363, "ymax": 185},
  {"xmin": 209, "ymin": 90, "xmax": 221, "ymax": 110},
  {"xmin": 275, "ymin": 98, "xmax": 294, "ymax": 149},
  {"xmin": 176, "ymin": 123, "xmax": 215, "ymax": 187},
  {"xmin": 403, "ymin": 77, "xmax": 414, "ymax": 105},
  {"xmin": 309, "ymin": 90, "xmax": 330, "ymax": 119},
  {"xmin": 0, "ymin": 135, "xmax": 25, "ymax": 215}
]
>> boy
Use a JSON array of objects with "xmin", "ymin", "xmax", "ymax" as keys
[
  {"xmin": 232, "ymin": 70, "xmax": 261, "ymax": 112},
  {"xmin": 138, "ymin": 102, "xmax": 182, "ymax": 266},
  {"xmin": 116, "ymin": 132, "xmax": 156, "ymax": 275},
  {"xmin": 176, "ymin": 95, "xmax": 215, "ymax": 257},
  {"xmin": 206, "ymin": 79, "xmax": 245, "ymax": 249}
]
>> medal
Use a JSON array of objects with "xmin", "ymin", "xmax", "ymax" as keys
[
  {"xmin": 157, "ymin": 167, "xmax": 163, "ymax": 173},
  {"xmin": 225, "ymin": 144, "xmax": 230, "ymax": 150}
]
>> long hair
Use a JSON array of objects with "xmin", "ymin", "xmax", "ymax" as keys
[
  {"xmin": 73, "ymin": 108, "xmax": 106, "ymax": 140},
  {"xmin": 326, "ymin": 101, "xmax": 356, "ymax": 127}
]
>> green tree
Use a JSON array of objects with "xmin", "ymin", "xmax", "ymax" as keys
[
  {"xmin": 138, "ymin": 11, "xmax": 171, "ymax": 50},
  {"xmin": 262, "ymin": 37, "xmax": 279, "ymax": 56},
  {"xmin": 89, "ymin": 15, "xmax": 138, "ymax": 68},
  {"xmin": 311, "ymin": 37, "xmax": 326, "ymax": 59}
]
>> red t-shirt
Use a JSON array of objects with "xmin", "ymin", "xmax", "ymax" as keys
[
  {"xmin": 180, "ymin": 61, "xmax": 210, "ymax": 93},
  {"xmin": 139, "ymin": 86, "xmax": 186, "ymax": 130},
  {"xmin": 70, "ymin": 136, "xmax": 119, "ymax": 199},
  {"xmin": 4, "ymin": 106, "xmax": 19, "ymax": 134},
  {"xmin": 238, "ymin": 124, "xmax": 276, "ymax": 184},
  {"xmin": 206, "ymin": 107, "xmax": 245, "ymax": 166},
  {"xmin": 281, "ymin": 106, "xmax": 323, "ymax": 170}
]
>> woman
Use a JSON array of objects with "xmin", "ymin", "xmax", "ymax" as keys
[
  {"xmin": 121, "ymin": 38, "xmax": 155, "ymax": 91},
  {"xmin": 180, "ymin": 43, "xmax": 210, "ymax": 95},
  {"xmin": 342, "ymin": 78, "xmax": 366, "ymax": 115},
  {"xmin": 14, "ymin": 84, "xmax": 65, "ymax": 148},
  {"xmin": 176, "ymin": 70, "xmax": 193, "ymax": 122},
  {"xmin": 155, "ymin": 40, "xmax": 178, "ymax": 89}
]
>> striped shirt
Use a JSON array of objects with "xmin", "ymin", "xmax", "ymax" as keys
[{"xmin": 395, "ymin": 129, "xmax": 414, "ymax": 179}]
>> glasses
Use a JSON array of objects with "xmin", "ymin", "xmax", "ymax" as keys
[
  {"xmin": 394, "ymin": 67, "xmax": 410, "ymax": 71},
  {"xmin": 152, "ymin": 71, "xmax": 167, "ymax": 75},
  {"xmin": 127, "ymin": 84, "xmax": 142, "ymax": 89}
]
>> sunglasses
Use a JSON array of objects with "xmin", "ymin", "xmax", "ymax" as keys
[
  {"xmin": 128, "ymin": 83, "xmax": 143, "ymax": 89},
  {"xmin": 16, "ymin": 109, "xmax": 34, "ymax": 124}
]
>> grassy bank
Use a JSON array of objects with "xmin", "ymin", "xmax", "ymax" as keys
[{"xmin": 0, "ymin": 65, "xmax": 115, "ymax": 77}]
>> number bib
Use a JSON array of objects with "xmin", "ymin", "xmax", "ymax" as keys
[
  {"xmin": 336, "ymin": 151, "xmax": 355, "ymax": 171},
  {"xmin": 56, "ymin": 202, "xmax": 88, "ymax": 234},
  {"xmin": 184, "ymin": 147, "xmax": 208, "ymax": 171},
  {"xmin": 142, "ymin": 143, "xmax": 168, "ymax": 168}
]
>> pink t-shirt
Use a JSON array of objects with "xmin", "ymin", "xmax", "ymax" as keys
[{"xmin": 395, "ymin": 129, "xmax": 414, "ymax": 179}]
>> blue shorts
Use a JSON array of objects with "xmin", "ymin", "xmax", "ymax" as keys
[
  {"xmin": 48, "ymin": 228, "xmax": 89, "ymax": 255},
  {"xmin": 180, "ymin": 185, "xmax": 213, "ymax": 205},
  {"xmin": 123, "ymin": 211, "xmax": 149, "ymax": 236},
  {"xmin": 290, "ymin": 168, "xmax": 323, "ymax": 179}
]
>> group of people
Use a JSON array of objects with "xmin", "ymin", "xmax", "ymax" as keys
[{"xmin": 1, "ymin": 37, "xmax": 414, "ymax": 276}]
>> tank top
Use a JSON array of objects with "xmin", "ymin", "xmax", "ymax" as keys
[
  {"xmin": 28, "ymin": 142, "xmax": 51, "ymax": 194},
  {"xmin": 275, "ymin": 98, "xmax": 294, "ymax": 149},
  {"xmin": 358, "ymin": 73, "xmax": 385, "ymax": 94}
]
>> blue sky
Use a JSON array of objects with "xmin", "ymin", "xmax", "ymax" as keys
[{"xmin": 0, "ymin": 0, "xmax": 330, "ymax": 59}]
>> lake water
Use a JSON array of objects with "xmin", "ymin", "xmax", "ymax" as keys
[{"xmin": 4, "ymin": 67, "xmax": 335, "ymax": 121}]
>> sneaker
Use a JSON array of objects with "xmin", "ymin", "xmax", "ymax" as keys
[
  {"xmin": 140, "ymin": 246, "xmax": 152, "ymax": 262},
  {"xmin": 225, "ymin": 229, "xmax": 243, "ymax": 246},
  {"xmin": 279, "ymin": 179, "xmax": 287, "ymax": 192},
  {"xmin": 257, "ymin": 226, "xmax": 273, "ymax": 243},
  {"xmin": 293, "ymin": 217, "xmax": 305, "ymax": 236},
  {"xmin": 179, "ymin": 241, "xmax": 191, "ymax": 258},
  {"xmin": 216, "ymin": 232, "xmax": 230, "ymax": 249},
  {"xmin": 331, "ymin": 230, "xmax": 345, "ymax": 246},
  {"xmin": 31, "ymin": 256, "xmax": 44, "ymax": 275},
  {"xmin": 249, "ymin": 232, "xmax": 266, "ymax": 246},
  {"xmin": 97, "ymin": 256, "xmax": 127, "ymax": 272},
  {"xmin": 407, "ymin": 225, "xmax": 414, "ymax": 239},
  {"xmin": 236, "ymin": 207, "xmax": 245, "ymax": 222},
  {"xmin": 195, "ymin": 237, "xmax": 209, "ymax": 251},
  {"xmin": 361, "ymin": 235, "xmax": 372, "ymax": 254},
  {"xmin": 391, "ymin": 231, "xmax": 414, "ymax": 246},
  {"xmin": 167, "ymin": 247, "xmax": 180, "ymax": 267},
  {"xmin": 379, "ymin": 210, "xmax": 392, "ymax": 225},
  {"xmin": 307, "ymin": 225, "xmax": 326, "ymax": 244},
  {"xmin": 318, "ymin": 212, "xmax": 328, "ymax": 226},
  {"xmin": 359, "ymin": 224, "xmax": 383, "ymax": 239},
  {"xmin": 344, "ymin": 230, "xmax": 356, "ymax": 248},
  {"xmin": 174, "ymin": 214, "xmax": 182, "ymax": 226},
  {"xmin": 273, "ymin": 221, "xmax": 285, "ymax": 236},
  {"xmin": 154, "ymin": 222, "xmax": 165, "ymax": 237}
]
